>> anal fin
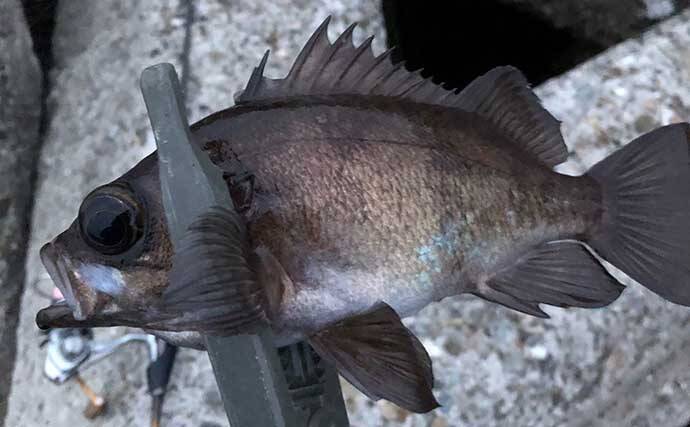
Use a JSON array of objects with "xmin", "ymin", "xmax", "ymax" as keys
[
  {"xmin": 475, "ymin": 241, "xmax": 625, "ymax": 317},
  {"xmin": 309, "ymin": 303, "xmax": 439, "ymax": 413}
]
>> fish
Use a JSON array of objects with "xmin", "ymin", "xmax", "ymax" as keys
[{"xmin": 36, "ymin": 17, "xmax": 690, "ymax": 413}]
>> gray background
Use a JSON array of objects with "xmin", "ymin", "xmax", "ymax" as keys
[{"xmin": 2, "ymin": 1, "xmax": 690, "ymax": 426}]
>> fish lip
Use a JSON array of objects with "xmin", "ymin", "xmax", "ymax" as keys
[
  {"xmin": 36, "ymin": 300, "xmax": 110, "ymax": 329},
  {"xmin": 35, "ymin": 300, "xmax": 75, "ymax": 329},
  {"xmin": 39, "ymin": 242, "xmax": 95, "ymax": 322}
]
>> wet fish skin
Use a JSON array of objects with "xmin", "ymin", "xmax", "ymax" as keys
[
  {"xmin": 34, "ymin": 18, "xmax": 690, "ymax": 414},
  {"xmin": 38, "ymin": 157, "xmax": 174, "ymax": 321},
  {"xmin": 36, "ymin": 94, "xmax": 599, "ymax": 338},
  {"xmin": 191, "ymin": 95, "xmax": 602, "ymax": 336}
]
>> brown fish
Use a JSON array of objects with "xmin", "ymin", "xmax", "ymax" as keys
[{"xmin": 36, "ymin": 18, "xmax": 690, "ymax": 412}]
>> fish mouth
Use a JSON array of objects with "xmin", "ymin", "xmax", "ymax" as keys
[
  {"xmin": 36, "ymin": 299, "xmax": 149, "ymax": 330},
  {"xmin": 36, "ymin": 300, "xmax": 77, "ymax": 329},
  {"xmin": 36, "ymin": 243, "xmax": 172, "ymax": 330},
  {"xmin": 36, "ymin": 300, "xmax": 127, "ymax": 329},
  {"xmin": 38, "ymin": 243, "xmax": 97, "ymax": 324}
]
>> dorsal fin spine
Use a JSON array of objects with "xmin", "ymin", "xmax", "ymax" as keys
[
  {"xmin": 310, "ymin": 24, "xmax": 356, "ymax": 92},
  {"xmin": 387, "ymin": 69, "xmax": 421, "ymax": 96},
  {"xmin": 355, "ymin": 48, "xmax": 395, "ymax": 93},
  {"xmin": 234, "ymin": 17, "xmax": 568, "ymax": 167},
  {"xmin": 286, "ymin": 17, "xmax": 330, "ymax": 90},
  {"xmin": 371, "ymin": 61, "xmax": 405, "ymax": 94},
  {"xmin": 243, "ymin": 50, "xmax": 270, "ymax": 100},
  {"xmin": 436, "ymin": 88, "xmax": 454, "ymax": 104},
  {"xmin": 334, "ymin": 36, "xmax": 373, "ymax": 88},
  {"xmin": 398, "ymin": 78, "xmax": 426, "ymax": 98},
  {"xmin": 334, "ymin": 22, "xmax": 357, "ymax": 46}
]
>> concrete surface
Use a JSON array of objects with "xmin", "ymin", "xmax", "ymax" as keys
[
  {"xmin": 0, "ymin": 0, "xmax": 42, "ymax": 425},
  {"xmin": 5, "ymin": 2, "xmax": 690, "ymax": 427},
  {"xmin": 185, "ymin": 0, "xmax": 385, "ymax": 123},
  {"xmin": 5, "ymin": 2, "xmax": 382, "ymax": 427},
  {"xmin": 4, "ymin": 2, "xmax": 227, "ymax": 427},
  {"xmin": 387, "ymin": 9, "xmax": 690, "ymax": 427}
]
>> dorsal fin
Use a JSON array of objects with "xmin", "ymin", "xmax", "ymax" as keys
[
  {"xmin": 455, "ymin": 67, "xmax": 568, "ymax": 166},
  {"xmin": 236, "ymin": 16, "xmax": 448, "ymax": 104},
  {"xmin": 236, "ymin": 17, "xmax": 568, "ymax": 167}
]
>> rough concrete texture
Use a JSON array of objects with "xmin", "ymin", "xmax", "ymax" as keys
[
  {"xmin": 185, "ymin": 0, "xmax": 385, "ymax": 123},
  {"xmin": 0, "ymin": 0, "xmax": 42, "ymax": 424},
  {"xmin": 4, "ymin": 2, "xmax": 229, "ymax": 427},
  {"xmin": 376, "ymin": 9, "xmax": 690, "ymax": 427},
  {"xmin": 6, "ymin": 2, "xmax": 382, "ymax": 427},
  {"xmin": 6, "ymin": 2, "xmax": 690, "ymax": 427}
]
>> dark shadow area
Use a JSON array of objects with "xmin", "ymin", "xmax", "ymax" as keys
[
  {"xmin": 22, "ymin": 0, "xmax": 57, "ymax": 75},
  {"xmin": 22, "ymin": 0, "xmax": 57, "ymax": 136},
  {"xmin": 0, "ymin": 3, "xmax": 57, "ymax": 427},
  {"xmin": 381, "ymin": 1, "xmax": 682, "ymax": 90}
]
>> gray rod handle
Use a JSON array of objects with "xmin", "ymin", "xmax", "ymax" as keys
[{"xmin": 140, "ymin": 62, "xmax": 300, "ymax": 427}]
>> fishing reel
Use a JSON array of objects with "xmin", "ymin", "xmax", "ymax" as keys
[{"xmin": 38, "ymin": 284, "xmax": 177, "ymax": 426}]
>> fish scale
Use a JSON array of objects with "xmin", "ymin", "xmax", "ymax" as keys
[
  {"xmin": 36, "ymin": 18, "xmax": 690, "ymax": 414},
  {"xmin": 194, "ymin": 98, "xmax": 597, "ymax": 335}
]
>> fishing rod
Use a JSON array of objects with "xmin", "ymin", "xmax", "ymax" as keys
[
  {"xmin": 40, "ymin": 286, "xmax": 177, "ymax": 426},
  {"xmin": 140, "ymin": 63, "xmax": 350, "ymax": 427}
]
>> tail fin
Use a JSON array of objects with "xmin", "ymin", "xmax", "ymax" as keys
[{"xmin": 587, "ymin": 123, "xmax": 690, "ymax": 305}]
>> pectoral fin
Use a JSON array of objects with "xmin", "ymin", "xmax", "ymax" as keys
[
  {"xmin": 160, "ymin": 206, "xmax": 268, "ymax": 335},
  {"xmin": 309, "ymin": 303, "xmax": 439, "ymax": 413},
  {"xmin": 250, "ymin": 245, "xmax": 293, "ymax": 317}
]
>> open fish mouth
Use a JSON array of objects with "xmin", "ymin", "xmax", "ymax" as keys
[
  {"xmin": 36, "ymin": 299, "xmax": 139, "ymax": 330},
  {"xmin": 36, "ymin": 243, "xmax": 173, "ymax": 330},
  {"xmin": 38, "ymin": 243, "xmax": 96, "ymax": 325},
  {"xmin": 36, "ymin": 300, "xmax": 75, "ymax": 329}
]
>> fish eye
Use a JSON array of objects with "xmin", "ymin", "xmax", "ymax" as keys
[{"xmin": 78, "ymin": 190, "xmax": 144, "ymax": 255}]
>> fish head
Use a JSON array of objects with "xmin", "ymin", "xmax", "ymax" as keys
[{"xmin": 36, "ymin": 154, "xmax": 175, "ymax": 329}]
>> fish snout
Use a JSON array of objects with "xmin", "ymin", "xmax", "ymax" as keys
[{"xmin": 40, "ymin": 242, "xmax": 97, "ymax": 321}]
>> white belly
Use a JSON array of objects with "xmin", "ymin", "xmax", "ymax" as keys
[{"xmin": 274, "ymin": 261, "xmax": 441, "ymax": 343}]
